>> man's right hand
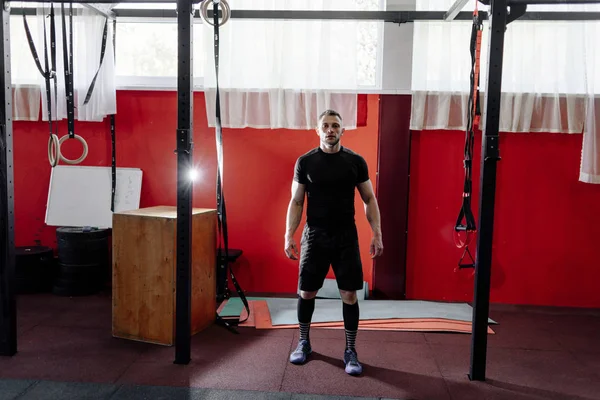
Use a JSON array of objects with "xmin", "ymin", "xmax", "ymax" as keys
[{"xmin": 284, "ymin": 235, "xmax": 299, "ymax": 260}]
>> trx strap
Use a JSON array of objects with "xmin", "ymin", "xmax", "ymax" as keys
[
  {"xmin": 454, "ymin": 5, "xmax": 483, "ymax": 272},
  {"xmin": 210, "ymin": 1, "xmax": 250, "ymax": 333}
]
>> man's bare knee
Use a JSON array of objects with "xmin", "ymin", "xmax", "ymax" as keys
[
  {"xmin": 339, "ymin": 290, "xmax": 357, "ymax": 304},
  {"xmin": 300, "ymin": 290, "xmax": 318, "ymax": 300}
]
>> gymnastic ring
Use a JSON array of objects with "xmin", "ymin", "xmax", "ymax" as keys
[
  {"xmin": 58, "ymin": 134, "xmax": 89, "ymax": 165},
  {"xmin": 200, "ymin": 0, "xmax": 230, "ymax": 26},
  {"xmin": 47, "ymin": 134, "xmax": 60, "ymax": 167}
]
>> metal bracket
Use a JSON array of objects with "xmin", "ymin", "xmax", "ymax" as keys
[
  {"xmin": 174, "ymin": 129, "xmax": 193, "ymax": 154},
  {"xmin": 484, "ymin": 135, "xmax": 501, "ymax": 161},
  {"xmin": 507, "ymin": 4, "xmax": 527, "ymax": 24},
  {"xmin": 396, "ymin": 11, "xmax": 409, "ymax": 24}
]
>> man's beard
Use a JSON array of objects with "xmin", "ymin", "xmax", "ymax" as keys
[{"xmin": 323, "ymin": 137, "xmax": 340, "ymax": 147}]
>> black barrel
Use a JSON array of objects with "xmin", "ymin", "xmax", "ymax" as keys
[
  {"xmin": 15, "ymin": 245, "xmax": 56, "ymax": 294},
  {"xmin": 53, "ymin": 227, "xmax": 111, "ymax": 297}
]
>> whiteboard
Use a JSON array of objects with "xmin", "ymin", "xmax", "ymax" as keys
[{"xmin": 45, "ymin": 165, "xmax": 143, "ymax": 229}]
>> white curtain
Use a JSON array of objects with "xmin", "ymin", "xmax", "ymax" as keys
[
  {"xmin": 201, "ymin": 0, "xmax": 375, "ymax": 130},
  {"xmin": 12, "ymin": 86, "xmax": 40, "ymax": 121},
  {"xmin": 410, "ymin": 0, "xmax": 600, "ymax": 183},
  {"xmin": 579, "ymin": 23, "xmax": 599, "ymax": 183},
  {"xmin": 15, "ymin": 5, "xmax": 116, "ymax": 123}
]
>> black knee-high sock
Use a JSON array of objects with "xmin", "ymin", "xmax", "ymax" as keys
[
  {"xmin": 343, "ymin": 301, "xmax": 359, "ymax": 352},
  {"xmin": 298, "ymin": 297, "xmax": 315, "ymax": 342}
]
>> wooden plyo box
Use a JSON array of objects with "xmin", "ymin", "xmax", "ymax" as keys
[{"xmin": 111, "ymin": 205, "xmax": 217, "ymax": 346}]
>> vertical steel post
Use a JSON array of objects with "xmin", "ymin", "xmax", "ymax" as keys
[
  {"xmin": 174, "ymin": 0, "xmax": 194, "ymax": 365},
  {"xmin": 469, "ymin": 0, "xmax": 508, "ymax": 381},
  {"xmin": 0, "ymin": 0, "xmax": 16, "ymax": 358}
]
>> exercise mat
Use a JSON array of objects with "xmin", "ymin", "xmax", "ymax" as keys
[
  {"xmin": 313, "ymin": 278, "xmax": 369, "ymax": 300},
  {"xmin": 245, "ymin": 300, "xmax": 495, "ymax": 334},
  {"xmin": 218, "ymin": 296, "xmax": 266, "ymax": 317},
  {"xmin": 264, "ymin": 298, "xmax": 497, "ymax": 326}
]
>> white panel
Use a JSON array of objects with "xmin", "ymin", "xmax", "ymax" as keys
[{"xmin": 45, "ymin": 165, "xmax": 143, "ymax": 229}]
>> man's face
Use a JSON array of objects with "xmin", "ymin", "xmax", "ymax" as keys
[{"xmin": 317, "ymin": 115, "xmax": 344, "ymax": 147}]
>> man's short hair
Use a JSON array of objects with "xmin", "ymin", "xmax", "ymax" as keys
[{"xmin": 318, "ymin": 109, "xmax": 342, "ymax": 123}]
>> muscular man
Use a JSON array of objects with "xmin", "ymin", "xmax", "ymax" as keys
[{"xmin": 284, "ymin": 109, "xmax": 383, "ymax": 376}]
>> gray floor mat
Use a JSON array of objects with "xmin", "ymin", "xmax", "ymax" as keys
[
  {"xmin": 314, "ymin": 279, "xmax": 368, "ymax": 300},
  {"xmin": 265, "ymin": 298, "xmax": 497, "ymax": 325}
]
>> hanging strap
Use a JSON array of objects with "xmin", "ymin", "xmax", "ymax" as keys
[
  {"xmin": 61, "ymin": 2, "xmax": 75, "ymax": 139},
  {"xmin": 110, "ymin": 115, "xmax": 116, "ymax": 211},
  {"xmin": 23, "ymin": 6, "xmax": 58, "ymax": 144},
  {"xmin": 110, "ymin": 20, "xmax": 116, "ymax": 212},
  {"xmin": 454, "ymin": 5, "xmax": 483, "ymax": 271},
  {"xmin": 109, "ymin": 19, "xmax": 117, "ymax": 212},
  {"xmin": 83, "ymin": 17, "xmax": 109, "ymax": 106},
  {"xmin": 471, "ymin": 6, "xmax": 483, "ymax": 129},
  {"xmin": 210, "ymin": 1, "xmax": 250, "ymax": 333}
]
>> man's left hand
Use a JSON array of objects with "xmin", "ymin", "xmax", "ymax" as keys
[{"xmin": 370, "ymin": 235, "xmax": 383, "ymax": 258}]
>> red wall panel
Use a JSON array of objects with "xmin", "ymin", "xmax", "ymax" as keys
[
  {"xmin": 13, "ymin": 91, "xmax": 380, "ymax": 294},
  {"xmin": 406, "ymin": 129, "xmax": 600, "ymax": 308},
  {"xmin": 13, "ymin": 90, "xmax": 600, "ymax": 307}
]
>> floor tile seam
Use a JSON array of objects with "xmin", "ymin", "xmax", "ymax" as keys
[
  {"xmin": 424, "ymin": 338, "xmax": 457, "ymax": 400},
  {"xmin": 12, "ymin": 380, "xmax": 40, "ymax": 400},
  {"xmin": 277, "ymin": 329, "xmax": 298, "ymax": 393}
]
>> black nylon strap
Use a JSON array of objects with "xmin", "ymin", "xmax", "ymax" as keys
[
  {"xmin": 110, "ymin": 19, "xmax": 117, "ymax": 212},
  {"xmin": 211, "ymin": 1, "xmax": 250, "ymax": 333},
  {"xmin": 83, "ymin": 18, "xmax": 108, "ymax": 106},
  {"xmin": 110, "ymin": 115, "xmax": 116, "ymax": 212},
  {"xmin": 61, "ymin": 3, "xmax": 75, "ymax": 139},
  {"xmin": 23, "ymin": 6, "xmax": 58, "ymax": 144}
]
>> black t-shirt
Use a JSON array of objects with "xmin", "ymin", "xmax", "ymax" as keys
[{"xmin": 294, "ymin": 146, "xmax": 369, "ymax": 230}]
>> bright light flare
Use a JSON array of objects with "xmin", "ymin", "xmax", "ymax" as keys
[{"xmin": 188, "ymin": 168, "xmax": 200, "ymax": 182}]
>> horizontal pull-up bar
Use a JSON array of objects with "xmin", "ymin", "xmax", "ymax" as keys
[
  {"xmin": 8, "ymin": 7, "xmax": 483, "ymax": 21},
  {"xmin": 209, "ymin": 9, "xmax": 600, "ymax": 21},
  {"xmin": 15, "ymin": 7, "xmax": 593, "ymax": 22},
  {"xmin": 9, "ymin": 2, "xmax": 600, "ymax": 21},
  {"xmin": 7, "ymin": 7, "xmax": 476, "ymax": 22},
  {"xmin": 119, "ymin": 10, "xmax": 482, "ymax": 22}
]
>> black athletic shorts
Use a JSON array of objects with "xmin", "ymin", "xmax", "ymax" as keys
[{"xmin": 298, "ymin": 224, "xmax": 363, "ymax": 292}]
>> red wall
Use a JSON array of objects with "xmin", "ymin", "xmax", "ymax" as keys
[
  {"xmin": 13, "ymin": 91, "xmax": 600, "ymax": 308},
  {"xmin": 13, "ymin": 91, "xmax": 380, "ymax": 294},
  {"xmin": 407, "ymin": 128, "xmax": 600, "ymax": 308}
]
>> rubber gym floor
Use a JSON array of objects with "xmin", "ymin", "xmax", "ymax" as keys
[{"xmin": 1, "ymin": 292, "xmax": 599, "ymax": 400}]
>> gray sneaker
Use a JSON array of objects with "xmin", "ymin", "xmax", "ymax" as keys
[
  {"xmin": 289, "ymin": 339, "xmax": 312, "ymax": 364},
  {"xmin": 343, "ymin": 349, "xmax": 363, "ymax": 376}
]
